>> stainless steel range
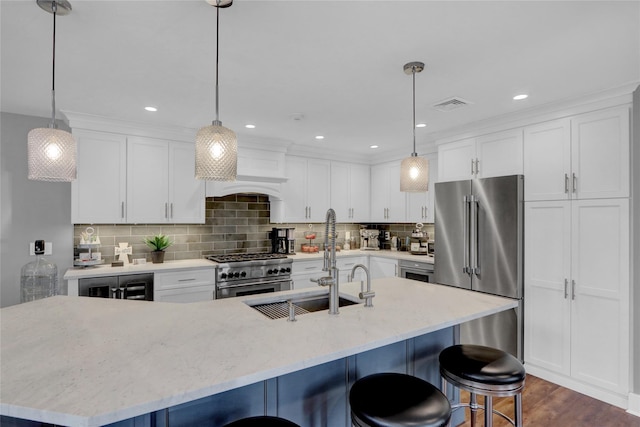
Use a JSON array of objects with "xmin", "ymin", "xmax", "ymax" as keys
[{"xmin": 207, "ymin": 253, "xmax": 293, "ymax": 299}]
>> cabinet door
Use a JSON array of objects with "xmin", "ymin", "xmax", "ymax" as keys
[
  {"xmin": 386, "ymin": 161, "xmax": 406, "ymax": 222},
  {"xmin": 424, "ymin": 155, "xmax": 438, "ymax": 223},
  {"xmin": 437, "ymin": 138, "xmax": 475, "ymax": 182},
  {"xmin": 571, "ymin": 107, "xmax": 630, "ymax": 200},
  {"xmin": 524, "ymin": 201, "xmax": 571, "ymax": 375},
  {"xmin": 570, "ymin": 199, "xmax": 629, "ymax": 393},
  {"xmin": 291, "ymin": 260, "xmax": 323, "ymax": 290},
  {"xmin": 476, "ymin": 129, "xmax": 523, "ymax": 178},
  {"xmin": 72, "ymin": 130, "xmax": 127, "ymax": 223},
  {"xmin": 337, "ymin": 257, "xmax": 367, "ymax": 283},
  {"xmin": 370, "ymin": 163, "xmax": 389, "ymax": 222},
  {"xmin": 523, "ymin": 119, "xmax": 571, "ymax": 201},
  {"xmin": 407, "ymin": 192, "xmax": 428, "ymax": 223},
  {"xmin": 168, "ymin": 142, "xmax": 205, "ymax": 223},
  {"xmin": 330, "ymin": 162, "xmax": 350, "ymax": 221},
  {"xmin": 369, "ymin": 257, "xmax": 397, "ymax": 279},
  {"xmin": 349, "ymin": 163, "xmax": 370, "ymax": 222},
  {"xmin": 283, "ymin": 158, "xmax": 308, "ymax": 222},
  {"xmin": 306, "ymin": 159, "xmax": 331, "ymax": 222},
  {"xmin": 127, "ymin": 136, "xmax": 169, "ymax": 223},
  {"xmin": 155, "ymin": 285, "xmax": 215, "ymax": 303}
]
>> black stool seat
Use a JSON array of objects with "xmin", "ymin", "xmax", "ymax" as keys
[
  {"xmin": 350, "ymin": 373, "xmax": 451, "ymax": 427},
  {"xmin": 439, "ymin": 344, "xmax": 525, "ymax": 387},
  {"xmin": 223, "ymin": 416, "xmax": 300, "ymax": 427}
]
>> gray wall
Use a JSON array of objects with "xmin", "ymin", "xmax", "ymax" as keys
[
  {"xmin": 633, "ymin": 87, "xmax": 639, "ymax": 394},
  {"xmin": 1, "ymin": 112, "xmax": 74, "ymax": 307}
]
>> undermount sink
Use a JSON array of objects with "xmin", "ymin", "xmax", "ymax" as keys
[{"xmin": 246, "ymin": 292, "xmax": 360, "ymax": 320}]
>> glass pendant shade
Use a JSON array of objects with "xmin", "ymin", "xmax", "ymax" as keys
[
  {"xmin": 28, "ymin": 127, "xmax": 76, "ymax": 182},
  {"xmin": 400, "ymin": 154, "xmax": 429, "ymax": 192},
  {"xmin": 195, "ymin": 121, "xmax": 237, "ymax": 181}
]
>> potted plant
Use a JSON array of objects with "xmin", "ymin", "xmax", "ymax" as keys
[{"xmin": 143, "ymin": 234, "xmax": 173, "ymax": 264}]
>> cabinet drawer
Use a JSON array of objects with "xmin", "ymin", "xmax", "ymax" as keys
[
  {"xmin": 156, "ymin": 284, "xmax": 215, "ymax": 303},
  {"xmin": 155, "ymin": 268, "xmax": 215, "ymax": 291},
  {"xmin": 292, "ymin": 260, "xmax": 323, "ymax": 273}
]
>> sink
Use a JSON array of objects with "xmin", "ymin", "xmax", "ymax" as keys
[{"xmin": 246, "ymin": 293, "xmax": 360, "ymax": 320}]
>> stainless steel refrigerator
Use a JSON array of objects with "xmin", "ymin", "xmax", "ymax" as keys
[{"xmin": 434, "ymin": 175, "xmax": 524, "ymax": 360}]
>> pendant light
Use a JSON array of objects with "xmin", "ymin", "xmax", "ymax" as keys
[
  {"xmin": 400, "ymin": 61, "xmax": 429, "ymax": 192},
  {"xmin": 195, "ymin": 0, "xmax": 237, "ymax": 181},
  {"xmin": 27, "ymin": 0, "xmax": 76, "ymax": 182}
]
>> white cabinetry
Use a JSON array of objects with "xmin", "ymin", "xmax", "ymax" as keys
[
  {"xmin": 72, "ymin": 130, "xmax": 127, "ymax": 224},
  {"xmin": 437, "ymin": 129, "xmax": 523, "ymax": 182},
  {"xmin": 154, "ymin": 268, "xmax": 216, "ymax": 303},
  {"xmin": 282, "ymin": 156, "xmax": 330, "ymax": 222},
  {"xmin": 291, "ymin": 260, "xmax": 324, "ymax": 290},
  {"xmin": 127, "ymin": 136, "xmax": 204, "ymax": 224},
  {"xmin": 369, "ymin": 256, "xmax": 397, "ymax": 279},
  {"xmin": 524, "ymin": 199, "xmax": 629, "ymax": 398},
  {"xmin": 524, "ymin": 107, "xmax": 630, "ymax": 201},
  {"xmin": 331, "ymin": 162, "xmax": 370, "ymax": 222},
  {"xmin": 407, "ymin": 154, "xmax": 438, "ymax": 223},
  {"xmin": 337, "ymin": 256, "xmax": 367, "ymax": 284},
  {"xmin": 370, "ymin": 161, "xmax": 405, "ymax": 222}
]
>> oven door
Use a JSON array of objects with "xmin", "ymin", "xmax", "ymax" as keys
[
  {"xmin": 216, "ymin": 279, "xmax": 292, "ymax": 299},
  {"xmin": 399, "ymin": 267, "xmax": 432, "ymax": 283}
]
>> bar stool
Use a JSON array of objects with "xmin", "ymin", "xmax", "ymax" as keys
[
  {"xmin": 223, "ymin": 416, "xmax": 300, "ymax": 427},
  {"xmin": 439, "ymin": 345, "xmax": 525, "ymax": 427},
  {"xmin": 349, "ymin": 372, "xmax": 451, "ymax": 427}
]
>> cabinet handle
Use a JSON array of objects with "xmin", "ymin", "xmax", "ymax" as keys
[
  {"xmin": 121, "ymin": 201, "xmax": 125, "ymax": 219},
  {"xmin": 304, "ymin": 266, "xmax": 318, "ymax": 270},
  {"xmin": 564, "ymin": 278, "xmax": 568, "ymax": 299},
  {"xmin": 170, "ymin": 203, "xmax": 174, "ymax": 219},
  {"xmin": 178, "ymin": 278, "xmax": 196, "ymax": 282},
  {"xmin": 475, "ymin": 158, "xmax": 480, "ymax": 176},
  {"xmin": 564, "ymin": 174, "xmax": 569, "ymax": 193},
  {"xmin": 471, "ymin": 158, "xmax": 475, "ymax": 175},
  {"xmin": 165, "ymin": 202, "xmax": 169, "ymax": 219},
  {"xmin": 394, "ymin": 264, "xmax": 398, "ymax": 276},
  {"xmin": 572, "ymin": 173, "xmax": 577, "ymax": 193},
  {"xmin": 571, "ymin": 279, "xmax": 576, "ymax": 300}
]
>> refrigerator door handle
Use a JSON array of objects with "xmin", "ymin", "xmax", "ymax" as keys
[
  {"xmin": 470, "ymin": 195, "xmax": 480, "ymax": 275},
  {"xmin": 463, "ymin": 195, "xmax": 471, "ymax": 274}
]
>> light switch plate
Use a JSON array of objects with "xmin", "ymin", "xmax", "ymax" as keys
[{"xmin": 29, "ymin": 242, "xmax": 52, "ymax": 255}]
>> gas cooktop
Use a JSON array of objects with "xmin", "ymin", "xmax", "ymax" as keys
[{"xmin": 206, "ymin": 253, "xmax": 288, "ymax": 263}]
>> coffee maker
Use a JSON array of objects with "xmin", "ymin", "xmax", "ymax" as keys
[{"xmin": 270, "ymin": 227, "xmax": 296, "ymax": 254}]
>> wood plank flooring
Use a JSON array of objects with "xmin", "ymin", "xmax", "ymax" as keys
[{"xmin": 455, "ymin": 375, "xmax": 640, "ymax": 427}]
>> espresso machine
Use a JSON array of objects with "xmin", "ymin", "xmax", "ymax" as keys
[
  {"xmin": 359, "ymin": 229, "xmax": 380, "ymax": 250},
  {"xmin": 270, "ymin": 228, "xmax": 296, "ymax": 254}
]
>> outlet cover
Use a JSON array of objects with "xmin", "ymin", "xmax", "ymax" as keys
[{"xmin": 29, "ymin": 242, "xmax": 52, "ymax": 256}]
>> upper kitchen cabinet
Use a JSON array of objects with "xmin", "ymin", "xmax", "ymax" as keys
[
  {"xmin": 437, "ymin": 129, "xmax": 523, "ymax": 182},
  {"xmin": 370, "ymin": 161, "xmax": 405, "ymax": 222},
  {"xmin": 407, "ymin": 154, "xmax": 438, "ymax": 223},
  {"xmin": 331, "ymin": 162, "xmax": 370, "ymax": 223},
  {"xmin": 127, "ymin": 136, "xmax": 205, "ymax": 224},
  {"xmin": 281, "ymin": 156, "xmax": 330, "ymax": 222},
  {"xmin": 72, "ymin": 130, "xmax": 127, "ymax": 224},
  {"xmin": 524, "ymin": 106, "xmax": 630, "ymax": 201}
]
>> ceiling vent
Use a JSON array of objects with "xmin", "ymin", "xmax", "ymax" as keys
[{"xmin": 432, "ymin": 97, "xmax": 472, "ymax": 112}]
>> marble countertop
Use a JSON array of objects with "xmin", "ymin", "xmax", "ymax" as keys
[
  {"xmin": 63, "ymin": 259, "xmax": 217, "ymax": 280},
  {"xmin": 0, "ymin": 278, "xmax": 514, "ymax": 427},
  {"xmin": 288, "ymin": 249, "xmax": 434, "ymax": 263}
]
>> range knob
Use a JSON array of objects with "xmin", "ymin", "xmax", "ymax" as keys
[
  {"xmin": 220, "ymin": 273, "xmax": 227, "ymax": 279},
  {"xmin": 240, "ymin": 271, "xmax": 247, "ymax": 277},
  {"xmin": 285, "ymin": 267, "xmax": 291, "ymax": 273},
  {"xmin": 280, "ymin": 268, "xmax": 287, "ymax": 273},
  {"xmin": 267, "ymin": 269, "xmax": 273, "ymax": 275},
  {"xmin": 233, "ymin": 272, "xmax": 240, "ymax": 278}
]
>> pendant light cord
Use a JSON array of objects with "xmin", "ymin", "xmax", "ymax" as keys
[
  {"xmin": 50, "ymin": 0, "xmax": 58, "ymax": 128},
  {"xmin": 411, "ymin": 66, "xmax": 417, "ymax": 156},
  {"xmin": 214, "ymin": 1, "xmax": 220, "ymax": 123}
]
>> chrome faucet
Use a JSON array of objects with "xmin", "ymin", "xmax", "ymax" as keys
[
  {"xmin": 310, "ymin": 208, "xmax": 339, "ymax": 315},
  {"xmin": 348, "ymin": 264, "xmax": 375, "ymax": 308}
]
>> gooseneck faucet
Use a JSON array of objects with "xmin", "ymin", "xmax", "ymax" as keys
[
  {"xmin": 348, "ymin": 264, "xmax": 375, "ymax": 308},
  {"xmin": 310, "ymin": 208, "xmax": 339, "ymax": 314}
]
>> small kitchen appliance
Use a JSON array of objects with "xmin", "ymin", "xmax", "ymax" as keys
[
  {"xmin": 270, "ymin": 227, "xmax": 295, "ymax": 254},
  {"xmin": 359, "ymin": 229, "xmax": 379, "ymax": 250}
]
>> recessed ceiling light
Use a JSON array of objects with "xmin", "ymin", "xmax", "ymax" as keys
[
  {"xmin": 315, "ymin": 135, "xmax": 325, "ymax": 140},
  {"xmin": 144, "ymin": 106, "xmax": 158, "ymax": 112},
  {"xmin": 416, "ymin": 123, "xmax": 426, "ymax": 128},
  {"xmin": 513, "ymin": 94, "xmax": 528, "ymax": 100},
  {"xmin": 245, "ymin": 124, "xmax": 256, "ymax": 129},
  {"xmin": 370, "ymin": 145, "xmax": 379, "ymax": 149}
]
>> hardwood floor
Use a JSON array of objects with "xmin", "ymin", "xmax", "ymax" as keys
[{"xmin": 455, "ymin": 375, "xmax": 640, "ymax": 427}]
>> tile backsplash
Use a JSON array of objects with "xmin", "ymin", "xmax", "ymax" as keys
[{"xmin": 74, "ymin": 194, "xmax": 433, "ymax": 264}]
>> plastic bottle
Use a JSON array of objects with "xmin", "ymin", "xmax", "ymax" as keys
[{"xmin": 20, "ymin": 255, "xmax": 58, "ymax": 303}]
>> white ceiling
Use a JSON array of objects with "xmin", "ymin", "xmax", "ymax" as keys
[{"xmin": 2, "ymin": 0, "xmax": 639, "ymax": 160}]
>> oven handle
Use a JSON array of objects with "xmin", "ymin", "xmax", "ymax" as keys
[{"xmin": 216, "ymin": 279, "xmax": 292, "ymax": 290}]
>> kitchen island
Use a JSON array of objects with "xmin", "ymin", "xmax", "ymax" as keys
[{"xmin": 1, "ymin": 278, "xmax": 516, "ymax": 427}]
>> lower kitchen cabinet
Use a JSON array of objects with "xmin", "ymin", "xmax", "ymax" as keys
[
  {"xmin": 524, "ymin": 198, "xmax": 630, "ymax": 403},
  {"xmin": 154, "ymin": 268, "xmax": 216, "ymax": 303},
  {"xmin": 369, "ymin": 256, "xmax": 397, "ymax": 279},
  {"xmin": 291, "ymin": 260, "xmax": 323, "ymax": 290}
]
